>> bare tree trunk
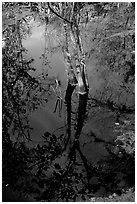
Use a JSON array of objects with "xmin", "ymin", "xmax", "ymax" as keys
[
  {"xmin": 75, "ymin": 92, "xmax": 88, "ymax": 139},
  {"xmin": 64, "ymin": 84, "xmax": 76, "ymax": 150},
  {"xmin": 63, "ymin": 9, "xmax": 89, "ymax": 150},
  {"xmin": 62, "ymin": 24, "xmax": 78, "ymax": 151},
  {"xmin": 70, "ymin": 20, "xmax": 89, "ymax": 142},
  {"xmin": 48, "ymin": 2, "xmax": 89, "ymax": 150}
]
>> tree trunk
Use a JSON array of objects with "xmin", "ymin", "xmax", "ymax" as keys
[
  {"xmin": 62, "ymin": 9, "xmax": 89, "ymax": 149},
  {"xmin": 75, "ymin": 92, "xmax": 88, "ymax": 140},
  {"xmin": 69, "ymin": 22, "xmax": 89, "ymax": 141},
  {"xmin": 64, "ymin": 83, "xmax": 76, "ymax": 150},
  {"xmin": 48, "ymin": 2, "xmax": 89, "ymax": 150},
  {"xmin": 62, "ymin": 23, "xmax": 78, "ymax": 151}
]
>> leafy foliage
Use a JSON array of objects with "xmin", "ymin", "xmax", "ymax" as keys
[{"xmin": 87, "ymin": 3, "xmax": 135, "ymax": 111}]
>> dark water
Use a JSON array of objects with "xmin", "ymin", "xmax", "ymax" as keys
[
  {"xmin": 22, "ymin": 21, "xmax": 67, "ymax": 141},
  {"xmin": 2, "ymin": 187, "xmax": 35, "ymax": 202},
  {"xmin": 22, "ymin": 21, "xmax": 117, "ymax": 159},
  {"xmin": 3, "ymin": 21, "xmax": 123, "ymax": 202}
]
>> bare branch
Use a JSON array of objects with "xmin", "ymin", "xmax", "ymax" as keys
[{"xmin": 47, "ymin": 2, "xmax": 72, "ymax": 25}]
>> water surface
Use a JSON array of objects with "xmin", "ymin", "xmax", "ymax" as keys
[{"xmin": 23, "ymin": 21, "xmax": 116, "ymax": 162}]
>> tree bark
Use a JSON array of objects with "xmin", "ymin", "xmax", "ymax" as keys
[
  {"xmin": 62, "ymin": 23, "xmax": 78, "ymax": 151},
  {"xmin": 64, "ymin": 83, "xmax": 76, "ymax": 150},
  {"xmin": 75, "ymin": 92, "xmax": 88, "ymax": 140}
]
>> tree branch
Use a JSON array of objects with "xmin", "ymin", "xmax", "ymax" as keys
[
  {"xmin": 89, "ymin": 96, "xmax": 135, "ymax": 114},
  {"xmin": 47, "ymin": 2, "xmax": 72, "ymax": 25}
]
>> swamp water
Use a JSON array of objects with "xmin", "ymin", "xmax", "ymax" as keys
[
  {"xmin": 3, "ymin": 21, "xmax": 130, "ymax": 202},
  {"xmin": 23, "ymin": 22, "xmax": 116, "ymax": 159}
]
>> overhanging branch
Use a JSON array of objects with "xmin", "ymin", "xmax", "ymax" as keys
[{"xmin": 47, "ymin": 2, "xmax": 72, "ymax": 25}]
